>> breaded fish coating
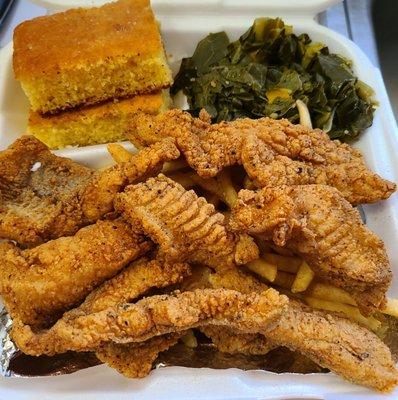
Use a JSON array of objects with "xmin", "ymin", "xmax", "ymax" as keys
[
  {"xmin": 208, "ymin": 268, "xmax": 398, "ymax": 392},
  {"xmin": 12, "ymin": 288, "xmax": 287, "ymax": 355},
  {"xmin": 230, "ymin": 185, "xmax": 392, "ymax": 313},
  {"xmin": 96, "ymin": 333, "xmax": 182, "ymax": 378},
  {"xmin": 70, "ymin": 256, "xmax": 191, "ymax": 378},
  {"xmin": 129, "ymin": 109, "xmax": 395, "ymax": 204},
  {"xmin": 0, "ymin": 136, "xmax": 179, "ymax": 246},
  {"xmin": 73, "ymin": 257, "xmax": 191, "ymax": 315},
  {"xmin": 82, "ymin": 137, "xmax": 180, "ymax": 222},
  {"xmin": 115, "ymin": 174, "xmax": 259, "ymax": 270},
  {"xmin": 264, "ymin": 301, "xmax": 398, "ymax": 392},
  {"xmin": 0, "ymin": 220, "xmax": 150, "ymax": 328},
  {"xmin": 200, "ymin": 326, "xmax": 273, "ymax": 355}
]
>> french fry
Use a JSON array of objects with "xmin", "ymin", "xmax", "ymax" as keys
[
  {"xmin": 243, "ymin": 175, "xmax": 256, "ymax": 190},
  {"xmin": 189, "ymin": 173, "xmax": 224, "ymax": 199},
  {"xmin": 246, "ymin": 258, "xmax": 277, "ymax": 282},
  {"xmin": 181, "ymin": 330, "xmax": 198, "ymax": 348},
  {"xmin": 304, "ymin": 297, "xmax": 381, "ymax": 332},
  {"xmin": 305, "ymin": 282, "xmax": 356, "ymax": 306},
  {"xmin": 169, "ymin": 172, "xmax": 196, "ymax": 189},
  {"xmin": 382, "ymin": 298, "xmax": 398, "ymax": 318},
  {"xmin": 162, "ymin": 159, "xmax": 189, "ymax": 174},
  {"xmin": 262, "ymin": 253, "xmax": 301, "ymax": 273},
  {"xmin": 216, "ymin": 169, "xmax": 238, "ymax": 208},
  {"xmin": 291, "ymin": 261, "xmax": 315, "ymax": 293},
  {"xmin": 107, "ymin": 143, "xmax": 133, "ymax": 163}
]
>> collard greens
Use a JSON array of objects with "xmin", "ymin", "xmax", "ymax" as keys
[{"xmin": 172, "ymin": 18, "xmax": 376, "ymax": 140}]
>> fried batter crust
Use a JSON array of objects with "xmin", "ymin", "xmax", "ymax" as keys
[
  {"xmin": 82, "ymin": 137, "xmax": 180, "ymax": 221},
  {"xmin": 115, "ymin": 174, "xmax": 259, "ymax": 270},
  {"xmin": 129, "ymin": 109, "xmax": 395, "ymax": 204},
  {"xmin": 12, "ymin": 288, "xmax": 287, "ymax": 355},
  {"xmin": 0, "ymin": 136, "xmax": 179, "ymax": 246},
  {"xmin": 0, "ymin": 220, "xmax": 150, "ymax": 328},
  {"xmin": 96, "ymin": 333, "xmax": 182, "ymax": 378},
  {"xmin": 264, "ymin": 302, "xmax": 398, "ymax": 392},
  {"xmin": 230, "ymin": 185, "xmax": 392, "ymax": 313},
  {"xmin": 73, "ymin": 257, "xmax": 191, "ymax": 315},
  {"xmin": 208, "ymin": 268, "xmax": 398, "ymax": 392}
]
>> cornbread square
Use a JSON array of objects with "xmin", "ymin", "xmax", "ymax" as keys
[
  {"xmin": 28, "ymin": 90, "xmax": 170, "ymax": 149},
  {"xmin": 13, "ymin": 0, "xmax": 172, "ymax": 114}
]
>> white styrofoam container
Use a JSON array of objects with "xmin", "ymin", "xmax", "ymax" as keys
[{"xmin": 0, "ymin": 0, "xmax": 397, "ymax": 398}]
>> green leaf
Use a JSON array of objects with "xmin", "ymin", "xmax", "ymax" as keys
[{"xmin": 171, "ymin": 17, "xmax": 375, "ymax": 140}]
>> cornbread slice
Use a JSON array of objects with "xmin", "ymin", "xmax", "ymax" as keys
[
  {"xmin": 13, "ymin": 0, "xmax": 172, "ymax": 114},
  {"xmin": 28, "ymin": 90, "xmax": 170, "ymax": 149}
]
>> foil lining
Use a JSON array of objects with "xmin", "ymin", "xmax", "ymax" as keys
[{"xmin": 0, "ymin": 307, "xmax": 18, "ymax": 377}]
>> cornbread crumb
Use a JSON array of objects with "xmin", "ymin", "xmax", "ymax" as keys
[
  {"xmin": 28, "ymin": 91, "xmax": 170, "ymax": 149},
  {"xmin": 13, "ymin": 0, "xmax": 172, "ymax": 114}
]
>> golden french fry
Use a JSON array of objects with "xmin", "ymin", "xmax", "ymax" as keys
[
  {"xmin": 291, "ymin": 261, "xmax": 315, "ymax": 293},
  {"xmin": 162, "ymin": 159, "xmax": 189, "ymax": 174},
  {"xmin": 216, "ymin": 169, "xmax": 238, "ymax": 208},
  {"xmin": 168, "ymin": 172, "xmax": 196, "ymax": 189},
  {"xmin": 262, "ymin": 253, "xmax": 301, "ymax": 273},
  {"xmin": 107, "ymin": 143, "xmax": 133, "ymax": 164},
  {"xmin": 305, "ymin": 282, "xmax": 356, "ymax": 306},
  {"xmin": 304, "ymin": 297, "xmax": 381, "ymax": 332},
  {"xmin": 243, "ymin": 175, "xmax": 256, "ymax": 190},
  {"xmin": 246, "ymin": 258, "xmax": 277, "ymax": 282},
  {"xmin": 189, "ymin": 173, "xmax": 224, "ymax": 199},
  {"xmin": 382, "ymin": 298, "xmax": 398, "ymax": 318},
  {"xmin": 181, "ymin": 330, "xmax": 198, "ymax": 348}
]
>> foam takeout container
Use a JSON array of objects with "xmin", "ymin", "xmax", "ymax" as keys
[{"xmin": 0, "ymin": 0, "xmax": 397, "ymax": 398}]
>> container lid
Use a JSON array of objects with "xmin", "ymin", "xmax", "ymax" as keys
[{"xmin": 29, "ymin": 0, "xmax": 341, "ymax": 17}]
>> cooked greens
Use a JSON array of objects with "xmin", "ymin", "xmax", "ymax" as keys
[{"xmin": 172, "ymin": 18, "xmax": 376, "ymax": 140}]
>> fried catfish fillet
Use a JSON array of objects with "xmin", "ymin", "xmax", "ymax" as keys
[
  {"xmin": 200, "ymin": 326, "xmax": 272, "ymax": 355},
  {"xmin": 96, "ymin": 334, "xmax": 182, "ymax": 378},
  {"xmin": 115, "ymin": 174, "xmax": 259, "ymax": 270},
  {"xmin": 73, "ymin": 257, "xmax": 191, "ymax": 315},
  {"xmin": 0, "ymin": 220, "xmax": 150, "ymax": 328},
  {"xmin": 69, "ymin": 256, "xmax": 191, "ymax": 378},
  {"xmin": 208, "ymin": 268, "xmax": 398, "ymax": 392},
  {"xmin": 12, "ymin": 288, "xmax": 287, "ymax": 355},
  {"xmin": 230, "ymin": 185, "xmax": 392, "ymax": 313},
  {"xmin": 0, "ymin": 136, "xmax": 179, "ymax": 246},
  {"xmin": 129, "ymin": 109, "xmax": 395, "ymax": 204}
]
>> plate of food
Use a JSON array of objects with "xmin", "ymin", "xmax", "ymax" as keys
[{"xmin": 0, "ymin": 0, "xmax": 397, "ymax": 399}]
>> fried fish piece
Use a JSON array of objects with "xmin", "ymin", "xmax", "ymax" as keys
[
  {"xmin": 70, "ymin": 256, "xmax": 191, "ymax": 378},
  {"xmin": 263, "ymin": 301, "xmax": 398, "ymax": 392},
  {"xmin": 12, "ymin": 288, "xmax": 287, "ymax": 355},
  {"xmin": 0, "ymin": 219, "xmax": 150, "ymax": 328},
  {"xmin": 73, "ymin": 257, "xmax": 191, "ymax": 315},
  {"xmin": 208, "ymin": 268, "xmax": 398, "ymax": 392},
  {"xmin": 230, "ymin": 185, "xmax": 392, "ymax": 313},
  {"xmin": 200, "ymin": 326, "xmax": 272, "ymax": 355},
  {"xmin": 115, "ymin": 174, "xmax": 259, "ymax": 270},
  {"xmin": 96, "ymin": 333, "xmax": 182, "ymax": 378},
  {"xmin": 82, "ymin": 137, "xmax": 180, "ymax": 222},
  {"xmin": 0, "ymin": 136, "xmax": 179, "ymax": 246},
  {"xmin": 129, "ymin": 109, "xmax": 395, "ymax": 204}
]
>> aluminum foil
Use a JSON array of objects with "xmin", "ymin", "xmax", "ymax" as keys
[{"xmin": 0, "ymin": 307, "xmax": 18, "ymax": 377}]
